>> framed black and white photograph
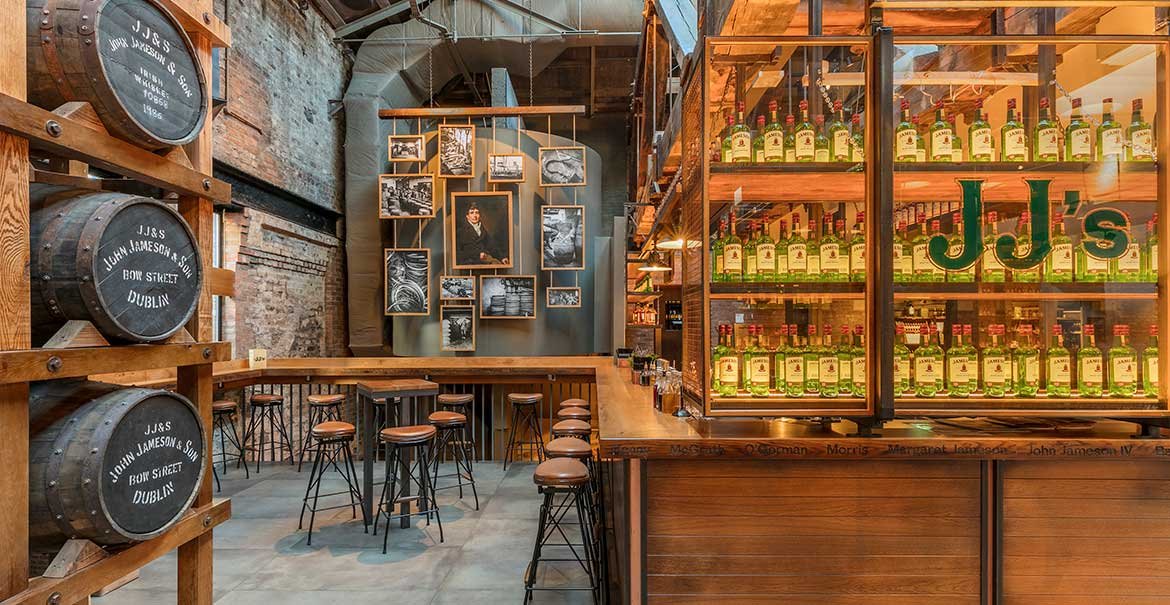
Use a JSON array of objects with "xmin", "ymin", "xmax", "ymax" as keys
[
  {"xmin": 538, "ymin": 146, "xmax": 586, "ymax": 187},
  {"xmin": 487, "ymin": 153, "xmax": 525, "ymax": 183},
  {"xmin": 439, "ymin": 275, "xmax": 476, "ymax": 301},
  {"xmin": 540, "ymin": 205, "xmax": 585, "ymax": 270},
  {"xmin": 440, "ymin": 306, "xmax": 475, "ymax": 352},
  {"xmin": 438, "ymin": 124, "xmax": 474, "ymax": 178},
  {"xmin": 388, "ymin": 134, "xmax": 425, "ymax": 162},
  {"xmin": 384, "ymin": 248, "xmax": 430, "ymax": 316},
  {"xmin": 547, "ymin": 287, "xmax": 582, "ymax": 309},
  {"xmin": 379, "ymin": 173, "xmax": 434, "ymax": 218},
  {"xmin": 479, "ymin": 275, "xmax": 536, "ymax": 319},
  {"xmin": 451, "ymin": 191, "xmax": 513, "ymax": 270}
]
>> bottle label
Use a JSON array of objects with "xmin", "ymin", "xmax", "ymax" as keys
[
  {"xmin": 724, "ymin": 244, "xmax": 743, "ymax": 272},
  {"xmin": 750, "ymin": 357, "xmax": 770, "ymax": 385},
  {"xmin": 730, "ymin": 132, "xmax": 752, "ymax": 161},
  {"xmin": 1004, "ymin": 127, "xmax": 1026, "ymax": 157},
  {"xmin": 851, "ymin": 141, "xmax": 864, "ymax": 163},
  {"xmin": 1120, "ymin": 244, "xmax": 1141, "ymax": 272},
  {"xmin": 832, "ymin": 131, "xmax": 850, "ymax": 159},
  {"xmin": 1101, "ymin": 127, "xmax": 1123, "ymax": 157},
  {"xmin": 808, "ymin": 251, "xmax": 821, "ymax": 276},
  {"xmin": 785, "ymin": 148, "xmax": 795, "ymax": 162},
  {"xmin": 1036, "ymin": 127, "xmax": 1058, "ymax": 157},
  {"xmin": 745, "ymin": 252, "xmax": 757, "ymax": 276},
  {"xmin": 850, "ymin": 243, "xmax": 865, "ymax": 273},
  {"xmin": 894, "ymin": 357, "xmax": 909, "ymax": 383},
  {"xmin": 1113, "ymin": 356, "xmax": 1136, "ymax": 384},
  {"xmin": 719, "ymin": 356, "xmax": 739, "ymax": 385},
  {"xmin": 1148, "ymin": 356, "xmax": 1159, "ymax": 388},
  {"xmin": 1151, "ymin": 245, "xmax": 1159, "ymax": 275},
  {"xmin": 795, "ymin": 130, "xmax": 815, "ymax": 159},
  {"xmin": 805, "ymin": 357, "xmax": 820, "ymax": 381},
  {"xmin": 1049, "ymin": 356, "xmax": 1071, "ymax": 384},
  {"xmin": 820, "ymin": 357, "xmax": 839, "ymax": 383},
  {"xmin": 915, "ymin": 148, "xmax": 926, "ymax": 163},
  {"xmin": 785, "ymin": 357, "xmax": 804, "ymax": 382},
  {"xmin": 815, "ymin": 149, "xmax": 830, "ymax": 162},
  {"xmin": 896, "ymin": 130, "xmax": 917, "ymax": 158},
  {"xmin": 913, "ymin": 243, "xmax": 940, "ymax": 275},
  {"xmin": 931, "ymin": 129, "xmax": 953, "ymax": 159},
  {"xmin": 971, "ymin": 127, "xmax": 992, "ymax": 157},
  {"xmin": 788, "ymin": 243, "xmax": 807, "ymax": 272},
  {"xmin": 1051, "ymin": 243, "xmax": 1073, "ymax": 272},
  {"xmin": 715, "ymin": 253, "xmax": 723, "ymax": 276},
  {"xmin": 983, "ymin": 246, "xmax": 1005, "ymax": 272},
  {"xmin": 821, "ymin": 243, "xmax": 841, "ymax": 273},
  {"xmin": 1132, "ymin": 128, "xmax": 1154, "ymax": 158},
  {"xmin": 757, "ymin": 244, "xmax": 776, "ymax": 272},
  {"xmin": 776, "ymin": 249, "xmax": 788, "ymax": 275},
  {"xmin": 1085, "ymin": 249, "xmax": 1109, "ymax": 272},
  {"xmin": 1023, "ymin": 357, "xmax": 1039, "ymax": 383},
  {"xmin": 764, "ymin": 133, "xmax": 784, "ymax": 161},
  {"xmin": 840, "ymin": 356, "xmax": 852, "ymax": 381},
  {"xmin": 984, "ymin": 355, "xmax": 1008, "ymax": 385},
  {"xmin": 1070, "ymin": 129, "xmax": 1091, "ymax": 158},
  {"xmin": 915, "ymin": 356, "xmax": 941, "ymax": 383},
  {"xmin": 853, "ymin": 357, "xmax": 866, "ymax": 385},
  {"xmin": 949, "ymin": 356, "xmax": 973, "ymax": 383},
  {"xmin": 951, "ymin": 147, "xmax": 963, "ymax": 163},
  {"xmin": 1081, "ymin": 356, "xmax": 1103, "ymax": 385}
]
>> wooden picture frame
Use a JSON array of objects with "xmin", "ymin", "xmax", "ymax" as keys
[
  {"xmin": 384, "ymin": 248, "xmax": 431, "ymax": 316},
  {"xmin": 547, "ymin": 286, "xmax": 582, "ymax": 308},
  {"xmin": 439, "ymin": 275, "xmax": 476, "ymax": 301},
  {"xmin": 438, "ymin": 124, "xmax": 475, "ymax": 178},
  {"xmin": 379, "ymin": 173, "xmax": 435, "ymax": 219},
  {"xmin": 538, "ymin": 146, "xmax": 587, "ymax": 187},
  {"xmin": 478, "ymin": 275, "xmax": 537, "ymax": 319},
  {"xmin": 540, "ymin": 205, "xmax": 586, "ymax": 271},
  {"xmin": 450, "ymin": 191, "xmax": 514, "ymax": 270},
  {"xmin": 388, "ymin": 134, "xmax": 425, "ymax": 162},
  {"xmin": 487, "ymin": 153, "xmax": 525, "ymax": 183},
  {"xmin": 440, "ymin": 306, "xmax": 476, "ymax": 352}
]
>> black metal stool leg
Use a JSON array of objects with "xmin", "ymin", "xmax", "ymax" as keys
[
  {"xmin": 503, "ymin": 405, "xmax": 521, "ymax": 470},
  {"xmin": 297, "ymin": 407, "xmax": 322, "ymax": 472},
  {"xmin": 459, "ymin": 433, "xmax": 480, "ymax": 510},
  {"xmin": 226, "ymin": 413, "xmax": 249, "ymax": 479},
  {"xmin": 299, "ymin": 437, "xmax": 323, "ymax": 532}
]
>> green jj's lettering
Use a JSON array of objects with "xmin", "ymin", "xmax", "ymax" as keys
[
  {"xmin": 928, "ymin": 180, "xmax": 983, "ymax": 271},
  {"xmin": 1082, "ymin": 208, "xmax": 1130, "ymax": 260},
  {"xmin": 995, "ymin": 180, "xmax": 1051, "ymax": 270}
]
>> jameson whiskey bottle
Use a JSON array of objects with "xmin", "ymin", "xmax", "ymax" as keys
[
  {"xmin": 893, "ymin": 324, "xmax": 912, "ymax": 396},
  {"xmin": 914, "ymin": 217, "xmax": 946, "ymax": 282},
  {"xmin": 720, "ymin": 115, "xmax": 734, "ymax": 162},
  {"xmin": 1145, "ymin": 325, "xmax": 1159, "ymax": 397},
  {"xmin": 1129, "ymin": 99, "xmax": 1154, "ymax": 161},
  {"xmin": 756, "ymin": 222, "xmax": 777, "ymax": 283},
  {"xmin": 1013, "ymin": 211, "xmax": 1041, "ymax": 283},
  {"xmin": 723, "ymin": 213, "xmax": 743, "ymax": 282},
  {"xmin": 894, "ymin": 220, "xmax": 911, "ymax": 283},
  {"xmin": 982, "ymin": 212, "xmax": 1006, "ymax": 282},
  {"xmin": 784, "ymin": 114, "xmax": 797, "ymax": 163},
  {"xmin": 1034, "ymin": 97, "xmax": 1060, "ymax": 162},
  {"xmin": 773, "ymin": 324, "xmax": 788, "ymax": 392},
  {"xmin": 1109, "ymin": 324, "xmax": 1138, "ymax": 398},
  {"xmin": 1097, "ymin": 98, "xmax": 1124, "ymax": 160},
  {"xmin": 1078, "ymin": 324, "xmax": 1104, "ymax": 397},
  {"xmin": 929, "ymin": 103, "xmax": 954, "ymax": 162},
  {"xmin": 819, "ymin": 325, "xmax": 840, "ymax": 397},
  {"xmin": 814, "ymin": 115, "xmax": 831, "ymax": 162},
  {"xmin": 1077, "ymin": 228, "xmax": 1110, "ymax": 282},
  {"xmin": 948, "ymin": 212, "xmax": 976, "ymax": 283},
  {"xmin": 712, "ymin": 324, "xmax": 739, "ymax": 396},
  {"xmin": 784, "ymin": 324, "xmax": 805, "ymax": 397},
  {"xmin": 849, "ymin": 212, "xmax": 866, "ymax": 282},
  {"xmin": 837, "ymin": 325, "xmax": 854, "ymax": 396},
  {"xmin": 829, "ymin": 101, "xmax": 850, "ymax": 161},
  {"xmin": 728, "ymin": 101, "xmax": 752, "ymax": 163},
  {"xmin": 1015, "ymin": 324, "xmax": 1040, "ymax": 397},
  {"xmin": 895, "ymin": 99, "xmax": 917, "ymax": 162},
  {"xmin": 983, "ymin": 325, "xmax": 1011, "ymax": 398},
  {"xmin": 743, "ymin": 221, "xmax": 759, "ymax": 282},
  {"xmin": 852, "ymin": 325, "xmax": 867, "ymax": 397},
  {"xmin": 763, "ymin": 100, "xmax": 785, "ymax": 162},
  {"xmin": 1144, "ymin": 214, "xmax": 1159, "ymax": 283},
  {"xmin": 949, "ymin": 115, "xmax": 963, "ymax": 162},
  {"xmin": 1065, "ymin": 98, "xmax": 1092, "ymax": 161},
  {"xmin": 850, "ymin": 113, "xmax": 864, "ymax": 163},
  {"xmin": 820, "ymin": 217, "xmax": 847, "ymax": 282},
  {"xmin": 787, "ymin": 218, "xmax": 808, "ymax": 281},
  {"xmin": 712, "ymin": 218, "xmax": 726, "ymax": 282},
  {"xmin": 914, "ymin": 115, "xmax": 928, "ymax": 162},
  {"xmin": 947, "ymin": 324, "xmax": 975, "ymax": 397},
  {"xmin": 804, "ymin": 324, "xmax": 821, "ymax": 394},
  {"xmin": 752, "ymin": 115, "xmax": 767, "ymax": 162},
  {"xmin": 914, "ymin": 324, "xmax": 944, "ymax": 397},
  {"xmin": 1001, "ymin": 98, "xmax": 1027, "ymax": 162},
  {"xmin": 776, "ymin": 219, "xmax": 790, "ymax": 282},
  {"xmin": 969, "ymin": 100, "xmax": 994, "ymax": 162},
  {"xmin": 1047, "ymin": 324, "xmax": 1072, "ymax": 397},
  {"xmin": 794, "ymin": 100, "xmax": 816, "ymax": 162},
  {"xmin": 1112, "ymin": 228, "xmax": 1142, "ymax": 283},
  {"xmin": 745, "ymin": 325, "xmax": 771, "ymax": 397},
  {"xmin": 1045, "ymin": 211, "xmax": 1074, "ymax": 282},
  {"xmin": 806, "ymin": 216, "xmax": 822, "ymax": 281}
]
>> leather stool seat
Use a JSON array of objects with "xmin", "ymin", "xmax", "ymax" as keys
[
  {"xmin": 212, "ymin": 400, "xmax": 237, "ymax": 413},
  {"xmin": 557, "ymin": 407, "xmax": 591, "ymax": 421},
  {"xmin": 438, "ymin": 393, "xmax": 474, "ymax": 406},
  {"xmin": 559, "ymin": 398, "xmax": 589, "ymax": 409},
  {"xmin": 307, "ymin": 393, "xmax": 346, "ymax": 406},
  {"xmin": 508, "ymin": 392, "xmax": 542, "ymax": 405},
  {"xmin": 312, "ymin": 421, "xmax": 356, "ymax": 440},
  {"xmin": 552, "ymin": 419, "xmax": 591, "ymax": 436},
  {"xmin": 533, "ymin": 458, "xmax": 590, "ymax": 488},
  {"xmin": 379, "ymin": 424, "xmax": 437, "ymax": 445},
  {"xmin": 546, "ymin": 437, "xmax": 592, "ymax": 460},
  {"xmin": 251, "ymin": 394, "xmax": 284, "ymax": 406},
  {"xmin": 428, "ymin": 411, "xmax": 467, "ymax": 427}
]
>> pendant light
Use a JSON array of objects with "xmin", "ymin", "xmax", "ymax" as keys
[{"xmin": 638, "ymin": 240, "xmax": 671, "ymax": 272}]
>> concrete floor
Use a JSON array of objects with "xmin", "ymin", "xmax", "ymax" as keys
[{"xmin": 93, "ymin": 460, "xmax": 594, "ymax": 604}]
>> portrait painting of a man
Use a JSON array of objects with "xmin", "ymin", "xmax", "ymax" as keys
[{"xmin": 451, "ymin": 192, "xmax": 513, "ymax": 269}]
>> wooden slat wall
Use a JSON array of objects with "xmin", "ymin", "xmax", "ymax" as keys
[
  {"xmin": 1001, "ymin": 460, "xmax": 1170, "ymax": 605},
  {"xmin": 644, "ymin": 459, "xmax": 983, "ymax": 604}
]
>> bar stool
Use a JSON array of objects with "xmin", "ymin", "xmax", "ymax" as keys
[
  {"xmin": 525, "ymin": 458, "xmax": 598, "ymax": 604},
  {"xmin": 299, "ymin": 421, "xmax": 366, "ymax": 546},
  {"xmin": 212, "ymin": 399, "xmax": 248, "ymax": 492},
  {"xmin": 504, "ymin": 393, "xmax": 546, "ymax": 470},
  {"xmin": 241, "ymin": 393, "xmax": 294, "ymax": 473},
  {"xmin": 428, "ymin": 410, "xmax": 479, "ymax": 510},
  {"xmin": 557, "ymin": 406, "xmax": 591, "ymax": 423},
  {"xmin": 298, "ymin": 393, "xmax": 346, "ymax": 472},
  {"xmin": 437, "ymin": 392, "xmax": 475, "ymax": 465},
  {"xmin": 551, "ymin": 419, "xmax": 591, "ymax": 442},
  {"xmin": 376, "ymin": 424, "xmax": 442, "ymax": 553},
  {"xmin": 559, "ymin": 398, "xmax": 590, "ymax": 410}
]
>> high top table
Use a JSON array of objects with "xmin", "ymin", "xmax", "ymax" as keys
[{"xmin": 356, "ymin": 379, "xmax": 439, "ymax": 524}]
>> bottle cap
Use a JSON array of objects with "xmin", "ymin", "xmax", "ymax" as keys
[
  {"xmin": 857, "ymin": 211, "xmax": 865, "ymax": 221},
  {"xmin": 786, "ymin": 114, "xmax": 795, "ymax": 124},
  {"xmin": 808, "ymin": 324, "xmax": 817, "ymax": 336},
  {"xmin": 988, "ymin": 211, "xmax": 998, "ymax": 221},
  {"xmin": 852, "ymin": 113, "xmax": 861, "ymax": 124},
  {"xmin": 768, "ymin": 99, "xmax": 778, "ymax": 111},
  {"xmin": 931, "ymin": 220, "xmax": 941, "ymax": 230},
  {"xmin": 855, "ymin": 325, "xmax": 864, "ymax": 335},
  {"xmin": 952, "ymin": 211, "xmax": 961, "ymax": 223},
  {"xmin": 1021, "ymin": 211, "xmax": 1031, "ymax": 221},
  {"xmin": 1039, "ymin": 97, "xmax": 1049, "ymax": 109},
  {"xmin": 897, "ymin": 220, "xmax": 907, "ymax": 229},
  {"xmin": 976, "ymin": 99, "xmax": 984, "ymax": 109},
  {"xmin": 779, "ymin": 219, "xmax": 787, "ymax": 228},
  {"xmin": 1007, "ymin": 98, "xmax": 1017, "ymax": 109},
  {"xmin": 1020, "ymin": 324, "xmax": 1032, "ymax": 335},
  {"xmin": 1053, "ymin": 323, "xmax": 1062, "ymax": 335},
  {"xmin": 726, "ymin": 115, "xmax": 734, "ymax": 125},
  {"xmin": 1054, "ymin": 211, "xmax": 1064, "ymax": 222},
  {"xmin": 816, "ymin": 115, "xmax": 825, "ymax": 125},
  {"xmin": 1103, "ymin": 97, "xmax": 1113, "ymax": 104},
  {"xmin": 757, "ymin": 115, "xmax": 765, "ymax": 125},
  {"xmin": 1152, "ymin": 324, "xmax": 1159, "ymax": 336},
  {"xmin": 1134, "ymin": 99, "xmax": 1143, "ymax": 111},
  {"xmin": 1072, "ymin": 97, "xmax": 1082, "ymax": 109},
  {"xmin": 779, "ymin": 324, "xmax": 787, "ymax": 335},
  {"xmin": 917, "ymin": 212, "xmax": 926, "ymax": 223},
  {"xmin": 799, "ymin": 99, "xmax": 808, "ymax": 111},
  {"xmin": 737, "ymin": 100, "xmax": 745, "ymax": 111},
  {"xmin": 1085, "ymin": 324, "xmax": 1095, "ymax": 335},
  {"xmin": 963, "ymin": 324, "xmax": 973, "ymax": 336},
  {"xmin": 896, "ymin": 323, "xmax": 904, "ymax": 335},
  {"xmin": 953, "ymin": 324, "xmax": 962, "ymax": 335},
  {"xmin": 834, "ymin": 100, "xmax": 842, "ymax": 111},
  {"xmin": 900, "ymin": 99, "xmax": 909, "ymax": 110},
  {"xmin": 842, "ymin": 325, "xmax": 851, "ymax": 335},
  {"xmin": 824, "ymin": 324, "xmax": 832, "ymax": 335},
  {"xmin": 836, "ymin": 219, "xmax": 845, "ymax": 229},
  {"xmin": 920, "ymin": 324, "xmax": 929, "ymax": 335}
]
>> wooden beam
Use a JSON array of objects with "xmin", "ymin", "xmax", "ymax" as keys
[
  {"xmin": 0, "ymin": 342, "xmax": 232, "ymax": 385},
  {"xmin": 0, "ymin": 500, "xmax": 231, "ymax": 605},
  {"xmin": 0, "ymin": 94, "xmax": 231, "ymax": 203},
  {"xmin": 208, "ymin": 267, "xmax": 236, "ymax": 297},
  {"xmin": 153, "ymin": 0, "xmax": 231, "ymax": 48},
  {"xmin": 874, "ymin": 1, "xmax": 1167, "ymax": 7},
  {"xmin": 378, "ymin": 105, "xmax": 587, "ymax": 118}
]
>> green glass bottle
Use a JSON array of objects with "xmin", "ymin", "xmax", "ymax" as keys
[
  {"xmin": 1112, "ymin": 228, "xmax": 1143, "ymax": 283},
  {"xmin": 837, "ymin": 325, "xmax": 854, "ymax": 396},
  {"xmin": 1015, "ymin": 324, "xmax": 1040, "ymax": 397},
  {"xmin": 1078, "ymin": 324, "xmax": 1104, "ymax": 398},
  {"xmin": 913, "ymin": 324, "xmax": 943, "ymax": 397},
  {"xmin": 1065, "ymin": 98, "xmax": 1092, "ymax": 162},
  {"xmin": 852, "ymin": 325, "xmax": 867, "ymax": 398},
  {"xmin": 983, "ymin": 325, "xmax": 1010, "ymax": 398},
  {"xmin": 722, "ymin": 212, "xmax": 743, "ymax": 282},
  {"xmin": 1129, "ymin": 99, "xmax": 1154, "ymax": 162},
  {"xmin": 1097, "ymin": 97, "xmax": 1124, "ymax": 161},
  {"xmin": 728, "ymin": 101, "xmax": 752, "ymax": 163},
  {"xmin": 1108, "ymin": 324, "xmax": 1138, "ymax": 398},
  {"xmin": 773, "ymin": 324, "xmax": 788, "ymax": 392},
  {"xmin": 929, "ymin": 103, "xmax": 954, "ymax": 163},
  {"xmin": 964, "ymin": 324, "xmax": 980, "ymax": 394},
  {"xmin": 806, "ymin": 216, "xmax": 822, "ymax": 282},
  {"xmin": 756, "ymin": 221, "xmax": 777, "ymax": 283},
  {"xmin": 712, "ymin": 324, "xmax": 739, "ymax": 396},
  {"xmin": 1012, "ymin": 211, "xmax": 1041, "ymax": 283},
  {"xmin": 947, "ymin": 324, "xmax": 975, "ymax": 397},
  {"xmin": 894, "ymin": 220, "xmax": 911, "ymax": 283},
  {"xmin": 784, "ymin": 324, "xmax": 805, "ymax": 397},
  {"xmin": 969, "ymin": 99, "xmax": 994, "ymax": 162},
  {"xmin": 784, "ymin": 114, "xmax": 796, "ymax": 163},
  {"xmin": 720, "ymin": 114, "xmax": 734, "ymax": 162},
  {"xmin": 803, "ymin": 324, "xmax": 821, "ymax": 395},
  {"xmin": 914, "ymin": 217, "xmax": 945, "ymax": 282},
  {"xmin": 1144, "ymin": 324, "xmax": 1159, "ymax": 398},
  {"xmin": 787, "ymin": 218, "xmax": 808, "ymax": 282},
  {"xmin": 745, "ymin": 324, "xmax": 771, "ymax": 397},
  {"xmin": 1077, "ymin": 227, "xmax": 1110, "ymax": 283},
  {"xmin": 1001, "ymin": 98, "xmax": 1027, "ymax": 162},
  {"xmin": 849, "ymin": 212, "xmax": 866, "ymax": 282},
  {"xmin": 763, "ymin": 100, "xmax": 785, "ymax": 163},
  {"xmin": 947, "ymin": 212, "xmax": 976, "ymax": 283},
  {"xmin": 1045, "ymin": 212, "xmax": 1074, "ymax": 283},
  {"xmin": 814, "ymin": 115, "xmax": 831, "ymax": 162},
  {"xmin": 1033, "ymin": 97, "xmax": 1060, "ymax": 162},
  {"xmin": 893, "ymin": 323, "xmax": 912, "ymax": 396},
  {"xmin": 752, "ymin": 115, "xmax": 767, "ymax": 162},
  {"xmin": 820, "ymin": 217, "xmax": 847, "ymax": 282},
  {"xmin": 794, "ymin": 100, "xmax": 816, "ymax": 162},
  {"xmin": 1144, "ymin": 215, "xmax": 1159, "ymax": 283},
  {"xmin": 775, "ymin": 219, "xmax": 790, "ymax": 282},
  {"xmin": 895, "ymin": 99, "xmax": 917, "ymax": 163},
  {"xmin": 1047, "ymin": 324, "xmax": 1072, "ymax": 397},
  {"xmin": 712, "ymin": 218, "xmax": 726, "ymax": 282},
  {"xmin": 949, "ymin": 114, "xmax": 963, "ymax": 162},
  {"xmin": 982, "ymin": 212, "xmax": 1007, "ymax": 283},
  {"xmin": 850, "ymin": 113, "xmax": 864, "ymax": 163},
  {"xmin": 829, "ymin": 101, "xmax": 850, "ymax": 162},
  {"xmin": 743, "ymin": 221, "xmax": 758, "ymax": 283},
  {"xmin": 819, "ymin": 325, "xmax": 840, "ymax": 398},
  {"xmin": 914, "ymin": 115, "xmax": 927, "ymax": 162}
]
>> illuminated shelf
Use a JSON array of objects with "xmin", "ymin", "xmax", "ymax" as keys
[
  {"xmin": 710, "ymin": 394, "xmax": 868, "ymax": 406},
  {"xmin": 627, "ymin": 291, "xmax": 662, "ymax": 302},
  {"xmin": 710, "ymin": 282, "xmax": 864, "ymax": 300},
  {"xmin": 627, "ymin": 323, "xmax": 659, "ymax": 328},
  {"xmin": 893, "ymin": 281, "xmax": 1157, "ymax": 300}
]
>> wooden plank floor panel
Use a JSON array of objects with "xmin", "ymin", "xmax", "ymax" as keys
[
  {"xmin": 1002, "ymin": 460, "xmax": 1170, "ymax": 604},
  {"xmin": 645, "ymin": 460, "xmax": 983, "ymax": 601}
]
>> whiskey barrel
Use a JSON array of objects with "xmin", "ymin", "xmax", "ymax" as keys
[
  {"xmin": 29, "ymin": 380, "xmax": 205, "ymax": 547},
  {"xmin": 27, "ymin": 0, "xmax": 208, "ymax": 149},
  {"xmin": 31, "ymin": 185, "xmax": 203, "ymax": 344}
]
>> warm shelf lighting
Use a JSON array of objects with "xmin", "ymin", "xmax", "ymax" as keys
[{"xmin": 638, "ymin": 242, "xmax": 672, "ymax": 272}]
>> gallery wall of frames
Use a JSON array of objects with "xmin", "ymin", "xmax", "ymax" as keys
[{"xmin": 378, "ymin": 111, "xmax": 594, "ymax": 355}]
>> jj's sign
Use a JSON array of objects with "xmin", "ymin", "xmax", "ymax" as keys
[{"xmin": 928, "ymin": 179, "xmax": 1130, "ymax": 271}]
